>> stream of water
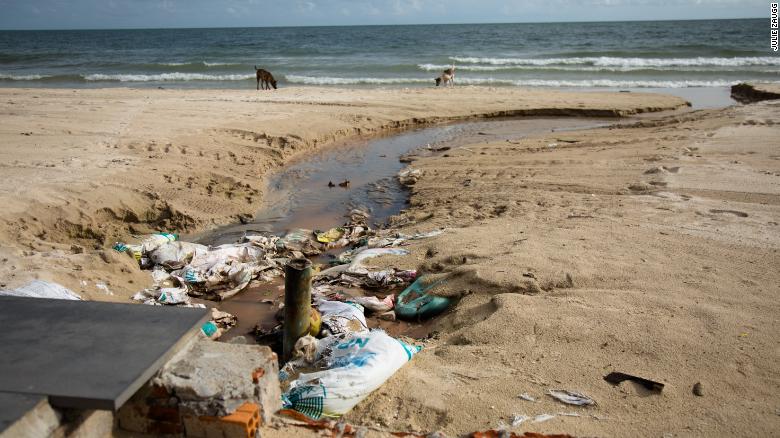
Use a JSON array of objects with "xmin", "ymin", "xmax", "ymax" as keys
[{"xmin": 196, "ymin": 116, "xmax": 619, "ymax": 341}]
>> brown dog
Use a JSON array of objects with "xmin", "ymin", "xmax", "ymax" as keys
[{"xmin": 255, "ymin": 66, "xmax": 277, "ymax": 90}]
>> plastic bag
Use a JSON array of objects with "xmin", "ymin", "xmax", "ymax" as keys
[
  {"xmin": 113, "ymin": 232, "xmax": 178, "ymax": 261},
  {"xmin": 282, "ymin": 330, "xmax": 421, "ymax": 419},
  {"xmin": 149, "ymin": 241, "xmax": 208, "ymax": 269},
  {"xmin": 347, "ymin": 295, "xmax": 394, "ymax": 313},
  {"xmin": 347, "ymin": 248, "xmax": 409, "ymax": 274},
  {"xmin": 395, "ymin": 275, "xmax": 451, "ymax": 320},
  {"xmin": 318, "ymin": 300, "xmax": 368, "ymax": 337},
  {"xmin": 0, "ymin": 280, "xmax": 81, "ymax": 300}
]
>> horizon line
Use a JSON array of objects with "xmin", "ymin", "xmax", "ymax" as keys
[{"xmin": 0, "ymin": 16, "xmax": 764, "ymax": 32}]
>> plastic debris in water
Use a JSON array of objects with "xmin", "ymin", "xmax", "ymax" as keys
[
  {"xmin": 518, "ymin": 393, "xmax": 536, "ymax": 402},
  {"xmin": 546, "ymin": 389, "xmax": 596, "ymax": 406}
]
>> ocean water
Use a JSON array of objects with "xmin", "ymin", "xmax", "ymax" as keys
[{"xmin": 0, "ymin": 19, "xmax": 777, "ymax": 89}]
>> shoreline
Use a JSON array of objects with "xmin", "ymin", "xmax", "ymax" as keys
[{"xmin": 0, "ymin": 86, "xmax": 687, "ymax": 299}]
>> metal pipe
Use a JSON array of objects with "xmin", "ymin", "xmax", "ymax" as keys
[{"xmin": 282, "ymin": 258, "xmax": 312, "ymax": 362}]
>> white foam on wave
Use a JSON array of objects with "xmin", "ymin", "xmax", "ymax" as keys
[
  {"xmin": 284, "ymin": 75, "xmax": 432, "ymax": 85},
  {"xmin": 420, "ymin": 62, "xmax": 780, "ymax": 73},
  {"xmin": 450, "ymin": 56, "xmax": 780, "ymax": 68},
  {"xmin": 0, "ymin": 74, "xmax": 50, "ymax": 80},
  {"xmin": 285, "ymin": 74, "xmax": 753, "ymax": 88},
  {"xmin": 159, "ymin": 61, "xmax": 237, "ymax": 67},
  {"xmin": 84, "ymin": 73, "xmax": 253, "ymax": 81},
  {"xmin": 418, "ymin": 63, "xmax": 516, "ymax": 72}
]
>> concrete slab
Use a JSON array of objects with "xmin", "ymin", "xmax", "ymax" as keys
[{"xmin": 0, "ymin": 297, "xmax": 208, "ymax": 411}]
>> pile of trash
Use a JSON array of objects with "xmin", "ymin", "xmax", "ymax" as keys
[{"xmin": 117, "ymin": 210, "xmax": 446, "ymax": 309}]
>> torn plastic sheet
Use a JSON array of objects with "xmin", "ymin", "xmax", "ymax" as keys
[{"xmin": 546, "ymin": 389, "xmax": 596, "ymax": 406}]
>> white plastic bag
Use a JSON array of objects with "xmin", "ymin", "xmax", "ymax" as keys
[
  {"xmin": 282, "ymin": 330, "xmax": 421, "ymax": 419},
  {"xmin": 0, "ymin": 280, "xmax": 81, "ymax": 300},
  {"xmin": 149, "ymin": 241, "xmax": 208, "ymax": 269},
  {"xmin": 317, "ymin": 300, "xmax": 368, "ymax": 336}
]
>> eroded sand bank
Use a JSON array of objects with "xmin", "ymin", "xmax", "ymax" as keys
[
  {"xmin": 342, "ymin": 101, "xmax": 780, "ymax": 436},
  {"xmin": 0, "ymin": 86, "xmax": 685, "ymax": 299}
]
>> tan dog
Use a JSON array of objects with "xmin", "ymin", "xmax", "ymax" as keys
[{"xmin": 255, "ymin": 66, "xmax": 277, "ymax": 90}]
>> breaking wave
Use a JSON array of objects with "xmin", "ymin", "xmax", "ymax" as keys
[
  {"xmin": 83, "ymin": 73, "xmax": 253, "ymax": 81},
  {"xmin": 449, "ymin": 56, "xmax": 780, "ymax": 68},
  {"xmin": 284, "ymin": 75, "xmax": 432, "ymax": 85},
  {"xmin": 283, "ymin": 75, "xmax": 749, "ymax": 88}
]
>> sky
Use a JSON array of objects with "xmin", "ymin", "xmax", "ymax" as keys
[{"xmin": 0, "ymin": 0, "xmax": 767, "ymax": 30}]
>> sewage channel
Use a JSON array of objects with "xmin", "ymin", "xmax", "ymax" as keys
[{"xmin": 192, "ymin": 116, "xmax": 617, "ymax": 342}]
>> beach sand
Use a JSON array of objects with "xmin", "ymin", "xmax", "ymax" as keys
[
  {"xmin": 0, "ymin": 86, "xmax": 685, "ymax": 299},
  {"xmin": 2, "ymin": 86, "xmax": 778, "ymax": 436},
  {"xmin": 343, "ymin": 100, "xmax": 780, "ymax": 436}
]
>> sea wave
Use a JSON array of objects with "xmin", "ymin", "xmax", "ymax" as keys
[
  {"xmin": 0, "ymin": 74, "xmax": 51, "ymax": 80},
  {"xmin": 418, "ymin": 62, "xmax": 780, "ymax": 73},
  {"xmin": 83, "ymin": 73, "xmax": 253, "ymax": 81},
  {"xmin": 284, "ymin": 75, "xmax": 432, "ymax": 85},
  {"xmin": 284, "ymin": 75, "xmax": 750, "ymax": 88},
  {"xmin": 159, "ymin": 61, "xmax": 239, "ymax": 67},
  {"xmin": 449, "ymin": 56, "xmax": 780, "ymax": 68}
]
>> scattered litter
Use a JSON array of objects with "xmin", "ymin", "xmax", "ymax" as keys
[
  {"xmin": 316, "ymin": 227, "xmax": 345, "ymax": 244},
  {"xmin": 603, "ymin": 371, "xmax": 664, "ymax": 393},
  {"xmin": 395, "ymin": 275, "xmax": 451, "ymax": 320},
  {"xmin": 201, "ymin": 321, "xmax": 220, "ymax": 339},
  {"xmin": 533, "ymin": 414, "xmax": 556, "ymax": 423},
  {"xmin": 0, "ymin": 280, "xmax": 81, "ymax": 300},
  {"xmin": 557, "ymin": 412, "xmax": 581, "ymax": 417},
  {"xmin": 518, "ymin": 393, "xmax": 536, "ymax": 402},
  {"xmin": 510, "ymin": 414, "xmax": 528, "ymax": 426},
  {"xmin": 281, "ymin": 330, "xmax": 421, "ymax": 419},
  {"xmin": 347, "ymin": 294, "xmax": 395, "ymax": 313},
  {"xmin": 113, "ymin": 232, "xmax": 178, "ymax": 262},
  {"xmin": 398, "ymin": 168, "xmax": 422, "ymax": 185},
  {"xmin": 149, "ymin": 241, "xmax": 207, "ymax": 269},
  {"xmin": 546, "ymin": 389, "xmax": 596, "ymax": 406},
  {"xmin": 210, "ymin": 308, "xmax": 238, "ymax": 332},
  {"xmin": 95, "ymin": 282, "xmax": 113, "ymax": 296}
]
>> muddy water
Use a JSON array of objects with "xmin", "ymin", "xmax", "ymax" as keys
[
  {"xmin": 197, "ymin": 117, "xmax": 614, "ymax": 246},
  {"xmin": 198, "ymin": 116, "xmax": 615, "ymax": 342}
]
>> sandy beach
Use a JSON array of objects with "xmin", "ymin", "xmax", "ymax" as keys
[
  {"xmin": 0, "ymin": 86, "xmax": 686, "ymax": 299},
  {"xmin": 1, "ymin": 85, "xmax": 778, "ymax": 436}
]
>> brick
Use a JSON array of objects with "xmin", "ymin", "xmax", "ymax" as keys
[
  {"xmin": 116, "ymin": 384, "xmax": 182, "ymax": 436},
  {"xmin": 183, "ymin": 403, "xmax": 260, "ymax": 438}
]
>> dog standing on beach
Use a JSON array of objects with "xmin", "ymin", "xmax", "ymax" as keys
[
  {"xmin": 255, "ymin": 66, "xmax": 277, "ymax": 90},
  {"xmin": 435, "ymin": 66, "xmax": 455, "ymax": 87}
]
